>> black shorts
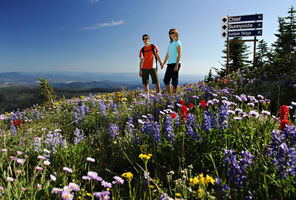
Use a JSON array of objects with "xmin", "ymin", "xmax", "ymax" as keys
[
  {"xmin": 163, "ymin": 63, "xmax": 181, "ymax": 86},
  {"xmin": 142, "ymin": 68, "xmax": 159, "ymax": 84}
]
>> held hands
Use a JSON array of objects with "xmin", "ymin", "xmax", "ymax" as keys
[
  {"xmin": 139, "ymin": 71, "xmax": 142, "ymax": 77},
  {"xmin": 161, "ymin": 63, "xmax": 164, "ymax": 69},
  {"xmin": 174, "ymin": 64, "xmax": 179, "ymax": 72}
]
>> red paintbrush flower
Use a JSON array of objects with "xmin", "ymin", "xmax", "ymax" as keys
[
  {"xmin": 279, "ymin": 105, "xmax": 289, "ymax": 121},
  {"xmin": 280, "ymin": 118, "xmax": 291, "ymax": 131},
  {"xmin": 179, "ymin": 100, "xmax": 185, "ymax": 105},
  {"xmin": 13, "ymin": 119, "xmax": 22, "ymax": 126},
  {"xmin": 199, "ymin": 100, "xmax": 207, "ymax": 109},
  {"xmin": 170, "ymin": 113, "xmax": 176, "ymax": 119},
  {"xmin": 188, "ymin": 103, "xmax": 194, "ymax": 109}
]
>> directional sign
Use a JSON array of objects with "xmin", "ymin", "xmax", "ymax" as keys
[
  {"xmin": 228, "ymin": 22, "xmax": 262, "ymax": 30},
  {"xmin": 228, "ymin": 30, "xmax": 262, "ymax": 37},
  {"xmin": 221, "ymin": 16, "xmax": 228, "ymax": 23},
  {"xmin": 228, "ymin": 14, "xmax": 263, "ymax": 23}
]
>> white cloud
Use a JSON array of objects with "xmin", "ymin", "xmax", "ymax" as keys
[
  {"xmin": 89, "ymin": 0, "xmax": 99, "ymax": 3},
  {"xmin": 80, "ymin": 20, "xmax": 125, "ymax": 30}
]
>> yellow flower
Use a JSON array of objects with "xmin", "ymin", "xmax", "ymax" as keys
[
  {"xmin": 149, "ymin": 185, "xmax": 155, "ymax": 189},
  {"xmin": 86, "ymin": 193, "xmax": 91, "ymax": 196},
  {"xmin": 176, "ymin": 193, "xmax": 182, "ymax": 197},
  {"xmin": 189, "ymin": 177, "xmax": 198, "ymax": 186},
  {"xmin": 80, "ymin": 96, "xmax": 85, "ymax": 99},
  {"xmin": 122, "ymin": 172, "xmax": 133, "ymax": 180},
  {"xmin": 139, "ymin": 153, "xmax": 152, "ymax": 161},
  {"xmin": 81, "ymin": 188, "xmax": 85, "ymax": 192},
  {"xmin": 206, "ymin": 175, "xmax": 215, "ymax": 185},
  {"xmin": 197, "ymin": 186, "xmax": 202, "ymax": 198}
]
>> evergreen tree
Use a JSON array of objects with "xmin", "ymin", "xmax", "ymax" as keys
[
  {"xmin": 39, "ymin": 77, "xmax": 55, "ymax": 105},
  {"xmin": 272, "ymin": 6, "xmax": 296, "ymax": 75},
  {"xmin": 221, "ymin": 37, "xmax": 251, "ymax": 75},
  {"xmin": 253, "ymin": 39, "xmax": 270, "ymax": 70}
]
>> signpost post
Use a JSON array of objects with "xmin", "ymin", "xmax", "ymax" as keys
[{"xmin": 221, "ymin": 14, "xmax": 263, "ymax": 74}]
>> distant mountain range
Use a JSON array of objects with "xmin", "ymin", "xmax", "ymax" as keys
[{"xmin": 0, "ymin": 72, "xmax": 204, "ymax": 89}]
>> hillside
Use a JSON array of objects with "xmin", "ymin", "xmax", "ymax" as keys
[{"xmin": 0, "ymin": 78, "xmax": 295, "ymax": 199}]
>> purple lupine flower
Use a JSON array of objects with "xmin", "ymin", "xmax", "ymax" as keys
[
  {"xmin": 164, "ymin": 116, "xmax": 174, "ymax": 143},
  {"xmin": 224, "ymin": 149, "xmax": 254, "ymax": 188},
  {"xmin": 109, "ymin": 123, "xmax": 119, "ymax": 138},
  {"xmin": 186, "ymin": 113, "xmax": 200, "ymax": 142},
  {"xmin": 214, "ymin": 178, "xmax": 230, "ymax": 200},
  {"xmin": 10, "ymin": 124, "xmax": 17, "ymax": 135},
  {"xmin": 202, "ymin": 111, "xmax": 212, "ymax": 131},
  {"xmin": 267, "ymin": 128, "xmax": 296, "ymax": 178},
  {"xmin": 74, "ymin": 128, "xmax": 85, "ymax": 144},
  {"xmin": 219, "ymin": 103, "xmax": 228, "ymax": 130},
  {"xmin": 141, "ymin": 120, "xmax": 161, "ymax": 143},
  {"xmin": 45, "ymin": 130, "xmax": 64, "ymax": 153},
  {"xmin": 99, "ymin": 101, "xmax": 107, "ymax": 119}
]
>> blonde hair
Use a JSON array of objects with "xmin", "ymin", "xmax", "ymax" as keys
[{"xmin": 169, "ymin": 28, "xmax": 179, "ymax": 42}]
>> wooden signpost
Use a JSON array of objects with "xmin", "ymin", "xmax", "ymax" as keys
[{"xmin": 221, "ymin": 14, "xmax": 263, "ymax": 74}]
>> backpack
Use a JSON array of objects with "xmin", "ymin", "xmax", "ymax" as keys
[{"xmin": 141, "ymin": 44, "xmax": 158, "ymax": 71}]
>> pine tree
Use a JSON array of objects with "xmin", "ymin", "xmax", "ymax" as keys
[
  {"xmin": 221, "ymin": 37, "xmax": 251, "ymax": 75},
  {"xmin": 253, "ymin": 39, "xmax": 270, "ymax": 70},
  {"xmin": 272, "ymin": 6, "xmax": 296, "ymax": 75},
  {"xmin": 39, "ymin": 77, "xmax": 55, "ymax": 105}
]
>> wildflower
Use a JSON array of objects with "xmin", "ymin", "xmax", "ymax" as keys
[
  {"xmin": 122, "ymin": 172, "xmax": 133, "ymax": 180},
  {"xmin": 279, "ymin": 105, "xmax": 289, "ymax": 120},
  {"xmin": 93, "ymin": 191, "xmax": 110, "ymax": 199},
  {"xmin": 74, "ymin": 128, "xmax": 85, "ymax": 144},
  {"xmin": 86, "ymin": 157, "xmax": 95, "ymax": 162},
  {"xmin": 164, "ymin": 115, "xmax": 175, "ymax": 143},
  {"xmin": 82, "ymin": 176, "xmax": 91, "ymax": 181},
  {"xmin": 44, "ymin": 160, "xmax": 50, "ymax": 166},
  {"xmin": 52, "ymin": 187, "xmax": 63, "ymax": 194},
  {"xmin": 188, "ymin": 103, "xmax": 194, "ymax": 109},
  {"xmin": 36, "ymin": 166, "xmax": 43, "ymax": 171},
  {"xmin": 112, "ymin": 176, "xmax": 124, "ymax": 185},
  {"xmin": 199, "ymin": 100, "xmax": 207, "ymax": 108},
  {"xmin": 109, "ymin": 123, "xmax": 119, "ymax": 138},
  {"xmin": 37, "ymin": 184, "xmax": 42, "ymax": 189},
  {"xmin": 7, "ymin": 177, "xmax": 14, "ymax": 182},
  {"xmin": 262, "ymin": 110, "xmax": 271, "ymax": 115},
  {"xmin": 16, "ymin": 151, "xmax": 22, "ymax": 155},
  {"xmin": 176, "ymin": 193, "xmax": 182, "ymax": 198},
  {"xmin": 16, "ymin": 158, "xmax": 24, "ymax": 164},
  {"xmin": 61, "ymin": 191, "xmax": 74, "ymax": 200},
  {"xmin": 63, "ymin": 167, "xmax": 73, "ymax": 173},
  {"xmin": 170, "ymin": 113, "xmax": 176, "ymax": 119},
  {"xmin": 37, "ymin": 155, "xmax": 46, "ymax": 160},
  {"xmin": 186, "ymin": 113, "xmax": 200, "ymax": 142},
  {"xmin": 139, "ymin": 153, "xmax": 152, "ymax": 161},
  {"xmin": 101, "ymin": 180, "xmax": 112, "ymax": 188},
  {"xmin": 202, "ymin": 111, "xmax": 212, "ymax": 131},
  {"xmin": 249, "ymin": 110, "xmax": 259, "ymax": 118},
  {"xmin": 280, "ymin": 119, "xmax": 291, "ymax": 131},
  {"xmin": 69, "ymin": 183, "xmax": 80, "ymax": 192},
  {"xmin": 50, "ymin": 174, "xmax": 56, "ymax": 182},
  {"xmin": 1, "ymin": 149, "xmax": 7, "ymax": 152},
  {"xmin": 16, "ymin": 170, "xmax": 22, "ymax": 174},
  {"xmin": 21, "ymin": 187, "xmax": 27, "ymax": 191}
]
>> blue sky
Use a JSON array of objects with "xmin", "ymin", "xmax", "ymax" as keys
[{"xmin": 0, "ymin": 0, "xmax": 295, "ymax": 75}]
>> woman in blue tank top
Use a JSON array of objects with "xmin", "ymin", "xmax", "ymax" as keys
[{"xmin": 161, "ymin": 28, "xmax": 182, "ymax": 95}]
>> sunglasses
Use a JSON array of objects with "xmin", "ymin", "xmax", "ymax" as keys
[
  {"xmin": 143, "ymin": 38, "xmax": 149, "ymax": 40},
  {"xmin": 169, "ymin": 32, "xmax": 175, "ymax": 35}
]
